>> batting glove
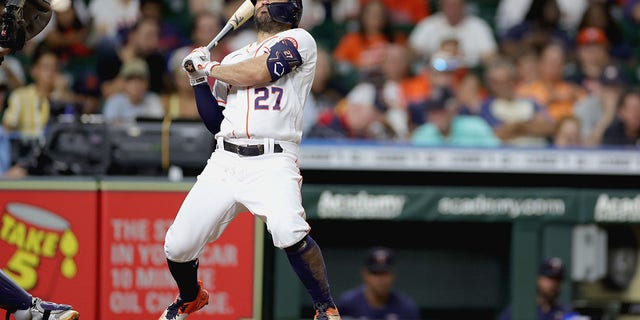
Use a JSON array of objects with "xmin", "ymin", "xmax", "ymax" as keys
[{"xmin": 182, "ymin": 47, "xmax": 214, "ymax": 86}]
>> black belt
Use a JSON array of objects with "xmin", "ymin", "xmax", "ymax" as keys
[{"xmin": 222, "ymin": 140, "xmax": 283, "ymax": 156}]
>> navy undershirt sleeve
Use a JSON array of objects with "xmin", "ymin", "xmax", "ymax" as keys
[{"xmin": 192, "ymin": 83, "xmax": 224, "ymax": 135}]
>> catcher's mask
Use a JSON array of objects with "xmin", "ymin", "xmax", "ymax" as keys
[{"xmin": 266, "ymin": 0, "xmax": 302, "ymax": 27}]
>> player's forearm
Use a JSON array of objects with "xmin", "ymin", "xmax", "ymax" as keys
[{"xmin": 209, "ymin": 55, "xmax": 271, "ymax": 87}]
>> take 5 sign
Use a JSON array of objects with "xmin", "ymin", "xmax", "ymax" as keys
[
  {"xmin": 0, "ymin": 180, "xmax": 100, "ymax": 320},
  {"xmin": 0, "ymin": 179, "xmax": 263, "ymax": 320},
  {"xmin": 99, "ymin": 181, "xmax": 264, "ymax": 320}
]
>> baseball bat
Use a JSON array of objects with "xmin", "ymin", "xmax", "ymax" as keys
[
  {"xmin": 183, "ymin": 0, "xmax": 255, "ymax": 71},
  {"xmin": 207, "ymin": 0, "xmax": 255, "ymax": 50}
]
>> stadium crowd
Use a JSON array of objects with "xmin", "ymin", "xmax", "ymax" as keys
[{"xmin": 1, "ymin": 0, "xmax": 639, "ymax": 177}]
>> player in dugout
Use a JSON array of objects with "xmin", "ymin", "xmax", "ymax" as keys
[
  {"xmin": 337, "ymin": 247, "xmax": 421, "ymax": 319},
  {"xmin": 498, "ymin": 257, "xmax": 584, "ymax": 320}
]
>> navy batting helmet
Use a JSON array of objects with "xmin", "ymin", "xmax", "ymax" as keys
[{"xmin": 266, "ymin": 0, "xmax": 303, "ymax": 27}]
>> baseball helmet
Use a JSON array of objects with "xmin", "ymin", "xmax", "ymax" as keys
[{"xmin": 266, "ymin": 0, "xmax": 303, "ymax": 27}]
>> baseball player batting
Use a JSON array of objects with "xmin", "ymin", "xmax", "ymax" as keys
[{"xmin": 159, "ymin": 0, "xmax": 342, "ymax": 319}]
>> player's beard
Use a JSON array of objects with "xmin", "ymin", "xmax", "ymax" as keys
[
  {"xmin": 254, "ymin": 7, "xmax": 290, "ymax": 34},
  {"xmin": 537, "ymin": 286, "xmax": 560, "ymax": 305}
]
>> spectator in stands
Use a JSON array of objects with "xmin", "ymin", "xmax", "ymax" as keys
[
  {"xmin": 437, "ymin": 36, "xmax": 465, "ymax": 70},
  {"xmin": 379, "ymin": 0, "xmax": 431, "ymax": 27},
  {"xmin": 332, "ymin": 0, "xmax": 406, "ymax": 78},
  {"xmin": 2, "ymin": 69, "xmax": 107, "ymax": 178},
  {"xmin": 498, "ymin": 257, "xmax": 582, "ymax": 320},
  {"xmin": 401, "ymin": 39, "xmax": 465, "ymax": 111},
  {"xmin": 516, "ymin": 43, "xmax": 585, "ymax": 123},
  {"xmin": 553, "ymin": 115, "xmax": 582, "ymax": 148},
  {"xmin": 1, "ymin": 47, "xmax": 58, "ymax": 141},
  {"xmin": 499, "ymin": 0, "xmax": 573, "ymax": 61},
  {"xmin": 379, "ymin": 44, "xmax": 413, "ymax": 140},
  {"xmin": 189, "ymin": 11, "xmax": 228, "ymax": 61},
  {"xmin": 123, "ymin": 16, "xmax": 168, "ymax": 95},
  {"xmin": 495, "ymin": 0, "xmax": 587, "ymax": 36},
  {"xmin": 1, "ymin": 47, "xmax": 59, "ymax": 176},
  {"xmin": 602, "ymin": 88, "xmax": 640, "ymax": 146},
  {"xmin": 621, "ymin": 0, "xmax": 640, "ymax": 64},
  {"xmin": 566, "ymin": 27, "xmax": 612, "ymax": 93},
  {"xmin": 303, "ymin": 46, "xmax": 343, "ymax": 137},
  {"xmin": 296, "ymin": 0, "xmax": 327, "ymax": 30},
  {"xmin": 69, "ymin": 70, "xmax": 102, "ymax": 115},
  {"xmin": 328, "ymin": 0, "xmax": 360, "ymax": 24},
  {"xmin": 307, "ymin": 82, "xmax": 384, "ymax": 140},
  {"xmin": 574, "ymin": 64, "xmax": 628, "ymax": 146},
  {"xmin": 102, "ymin": 58, "xmax": 164, "ymax": 127},
  {"xmin": 98, "ymin": 17, "xmax": 168, "ymax": 97},
  {"xmin": 456, "ymin": 73, "xmax": 486, "ymax": 115},
  {"xmin": 409, "ymin": 0, "xmax": 497, "ymax": 68},
  {"xmin": 188, "ymin": 0, "xmax": 224, "ymax": 16},
  {"xmin": 89, "ymin": 0, "xmax": 140, "ymax": 43},
  {"xmin": 515, "ymin": 50, "xmax": 539, "ymax": 87},
  {"xmin": 411, "ymin": 86, "xmax": 499, "ymax": 147},
  {"xmin": 48, "ymin": 68, "xmax": 82, "ymax": 117},
  {"xmin": 139, "ymin": 0, "xmax": 189, "ymax": 56},
  {"xmin": 407, "ymin": 51, "xmax": 462, "ymax": 130},
  {"xmin": 337, "ymin": 247, "xmax": 420, "ymax": 320},
  {"xmin": 577, "ymin": 1, "xmax": 630, "ymax": 61},
  {"xmin": 480, "ymin": 59, "xmax": 554, "ymax": 146},
  {"xmin": 44, "ymin": 0, "xmax": 92, "ymax": 63},
  {"xmin": 0, "ymin": 55, "xmax": 25, "ymax": 91}
]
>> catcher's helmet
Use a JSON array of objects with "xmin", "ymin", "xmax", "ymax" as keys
[{"xmin": 266, "ymin": 0, "xmax": 303, "ymax": 27}]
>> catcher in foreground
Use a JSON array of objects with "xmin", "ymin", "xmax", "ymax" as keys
[
  {"xmin": 0, "ymin": 269, "xmax": 79, "ymax": 320},
  {"xmin": 0, "ymin": 0, "xmax": 53, "ymax": 62}
]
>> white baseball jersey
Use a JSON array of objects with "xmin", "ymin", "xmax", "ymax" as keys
[
  {"xmin": 164, "ymin": 28, "xmax": 318, "ymax": 259},
  {"xmin": 213, "ymin": 28, "xmax": 317, "ymax": 144}
]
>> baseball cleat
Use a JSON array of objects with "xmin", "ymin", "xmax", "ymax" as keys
[
  {"xmin": 313, "ymin": 302, "xmax": 341, "ymax": 320},
  {"xmin": 159, "ymin": 280, "xmax": 209, "ymax": 320},
  {"xmin": 13, "ymin": 297, "xmax": 80, "ymax": 320}
]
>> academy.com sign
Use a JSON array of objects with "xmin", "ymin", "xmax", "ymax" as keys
[
  {"xmin": 437, "ymin": 194, "xmax": 566, "ymax": 218},
  {"xmin": 307, "ymin": 187, "xmax": 640, "ymax": 221},
  {"xmin": 594, "ymin": 194, "xmax": 640, "ymax": 222},
  {"xmin": 317, "ymin": 191, "xmax": 406, "ymax": 219}
]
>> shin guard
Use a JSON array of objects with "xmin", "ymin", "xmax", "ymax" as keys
[
  {"xmin": 0, "ymin": 270, "xmax": 32, "ymax": 312},
  {"xmin": 284, "ymin": 234, "xmax": 334, "ymax": 306}
]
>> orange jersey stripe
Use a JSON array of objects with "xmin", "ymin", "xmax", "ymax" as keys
[{"xmin": 245, "ymin": 90, "xmax": 251, "ymax": 138}]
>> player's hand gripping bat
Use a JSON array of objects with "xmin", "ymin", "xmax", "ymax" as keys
[{"xmin": 183, "ymin": 0, "xmax": 256, "ymax": 72}]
